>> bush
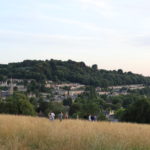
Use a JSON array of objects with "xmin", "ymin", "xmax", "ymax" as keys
[
  {"xmin": 0, "ymin": 92, "xmax": 36, "ymax": 116},
  {"xmin": 122, "ymin": 98, "xmax": 150, "ymax": 123}
]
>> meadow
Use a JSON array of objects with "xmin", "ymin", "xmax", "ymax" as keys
[{"xmin": 0, "ymin": 115, "xmax": 150, "ymax": 150}]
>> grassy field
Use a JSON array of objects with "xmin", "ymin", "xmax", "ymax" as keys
[{"xmin": 0, "ymin": 115, "xmax": 150, "ymax": 150}]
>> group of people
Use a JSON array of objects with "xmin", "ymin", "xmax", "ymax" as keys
[
  {"xmin": 48, "ymin": 112, "xmax": 69, "ymax": 121},
  {"xmin": 48, "ymin": 112, "xmax": 97, "ymax": 122},
  {"xmin": 88, "ymin": 115, "xmax": 97, "ymax": 121}
]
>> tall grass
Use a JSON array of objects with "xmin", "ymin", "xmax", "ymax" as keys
[{"xmin": 0, "ymin": 115, "xmax": 150, "ymax": 150}]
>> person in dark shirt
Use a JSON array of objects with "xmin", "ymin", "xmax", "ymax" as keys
[{"xmin": 91, "ymin": 115, "xmax": 95, "ymax": 121}]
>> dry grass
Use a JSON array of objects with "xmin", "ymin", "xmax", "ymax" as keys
[{"xmin": 0, "ymin": 115, "xmax": 150, "ymax": 150}]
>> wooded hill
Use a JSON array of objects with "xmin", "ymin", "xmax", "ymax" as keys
[{"xmin": 0, "ymin": 59, "xmax": 149, "ymax": 87}]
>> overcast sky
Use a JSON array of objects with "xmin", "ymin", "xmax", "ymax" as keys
[{"xmin": 0, "ymin": 0, "xmax": 150, "ymax": 76}]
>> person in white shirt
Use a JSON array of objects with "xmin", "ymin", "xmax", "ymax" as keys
[
  {"xmin": 88, "ymin": 114, "xmax": 92, "ymax": 121},
  {"xmin": 51, "ymin": 112, "xmax": 55, "ymax": 120},
  {"xmin": 48, "ymin": 112, "xmax": 55, "ymax": 121}
]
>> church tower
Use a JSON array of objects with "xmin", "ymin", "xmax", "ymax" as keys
[{"xmin": 9, "ymin": 78, "xmax": 14, "ymax": 95}]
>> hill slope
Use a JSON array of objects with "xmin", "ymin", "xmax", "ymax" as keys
[
  {"xmin": 0, "ymin": 115, "xmax": 150, "ymax": 150},
  {"xmin": 0, "ymin": 59, "xmax": 150, "ymax": 87}
]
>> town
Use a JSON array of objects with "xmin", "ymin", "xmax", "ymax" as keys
[
  {"xmin": 0, "ymin": 79, "xmax": 147, "ymax": 122},
  {"xmin": 0, "ymin": 79, "xmax": 145, "ymax": 101}
]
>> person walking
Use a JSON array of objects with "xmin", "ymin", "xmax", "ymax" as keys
[
  {"xmin": 51, "ymin": 112, "xmax": 55, "ymax": 120},
  {"xmin": 88, "ymin": 114, "xmax": 92, "ymax": 121},
  {"xmin": 48, "ymin": 112, "xmax": 52, "ymax": 120},
  {"xmin": 76, "ymin": 114, "xmax": 79, "ymax": 120},
  {"xmin": 64, "ymin": 112, "xmax": 69, "ymax": 119},
  {"xmin": 49, "ymin": 112, "xmax": 55, "ymax": 121},
  {"xmin": 91, "ymin": 115, "xmax": 94, "ymax": 121},
  {"xmin": 58, "ymin": 112, "xmax": 63, "ymax": 122},
  {"xmin": 94, "ymin": 115, "xmax": 97, "ymax": 121}
]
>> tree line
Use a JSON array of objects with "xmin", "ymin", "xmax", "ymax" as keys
[{"xmin": 0, "ymin": 59, "xmax": 150, "ymax": 87}]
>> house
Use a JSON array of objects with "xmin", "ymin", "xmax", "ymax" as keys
[
  {"xmin": 98, "ymin": 91, "xmax": 110, "ymax": 95},
  {"xmin": 0, "ymin": 90, "xmax": 10, "ymax": 99},
  {"xmin": 105, "ymin": 110, "xmax": 118, "ymax": 122}
]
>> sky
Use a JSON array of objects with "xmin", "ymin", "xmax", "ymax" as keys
[{"xmin": 0, "ymin": 0, "xmax": 150, "ymax": 76}]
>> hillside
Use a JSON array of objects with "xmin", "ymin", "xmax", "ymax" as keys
[
  {"xmin": 0, "ymin": 59, "xmax": 150, "ymax": 87},
  {"xmin": 0, "ymin": 115, "xmax": 150, "ymax": 150}
]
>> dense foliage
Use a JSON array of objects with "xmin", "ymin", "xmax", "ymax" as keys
[
  {"xmin": 0, "ymin": 93, "xmax": 36, "ymax": 116},
  {"xmin": 122, "ymin": 97, "xmax": 150, "ymax": 123},
  {"xmin": 0, "ymin": 59, "xmax": 150, "ymax": 87},
  {"xmin": 70, "ymin": 86, "xmax": 105, "ymax": 119}
]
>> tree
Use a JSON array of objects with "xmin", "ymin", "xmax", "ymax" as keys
[
  {"xmin": 46, "ymin": 102, "xmax": 67, "ymax": 115},
  {"xmin": 118, "ymin": 69, "xmax": 123, "ymax": 74},
  {"xmin": 63, "ymin": 86, "xmax": 71, "ymax": 96},
  {"xmin": 100, "ymin": 80, "xmax": 108, "ymax": 88},
  {"xmin": 82, "ymin": 102, "xmax": 99, "ymax": 116},
  {"xmin": 63, "ymin": 98, "xmax": 72, "ymax": 106},
  {"xmin": 69, "ymin": 103, "xmax": 81, "ymax": 116},
  {"xmin": 122, "ymin": 98, "xmax": 150, "ymax": 123},
  {"xmin": 0, "ymin": 59, "xmax": 150, "ymax": 87},
  {"xmin": 0, "ymin": 92, "xmax": 36, "ymax": 116},
  {"xmin": 92, "ymin": 64, "xmax": 98, "ymax": 71},
  {"xmin": 13, "ymin": 86, "xmax": 18, "ymax": 91},
  {"xmin": 115, "ymin": 108, "xmax": 125, "ymax": 121},
  {"xmin": 38, "ymin": 98, "xmax": 49, "ymax": 115}
]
